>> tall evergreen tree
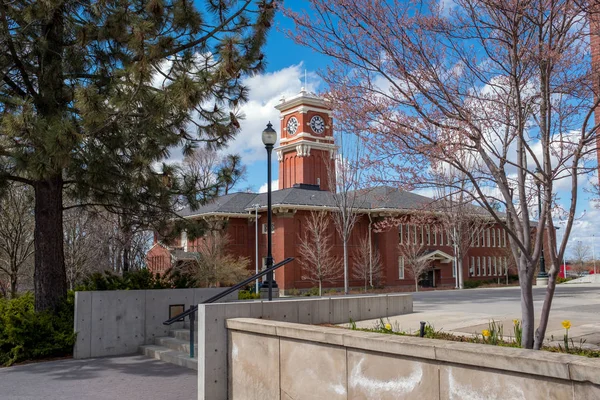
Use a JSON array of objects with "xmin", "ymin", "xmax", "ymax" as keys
[{"xmin": 0, "ymin": 0, "xmax": 276, "ymax": 311}]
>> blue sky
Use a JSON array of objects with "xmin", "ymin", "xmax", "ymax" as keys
[{"xmin": 214, "ymin": 1, "xmax": 600, "ymax": 260}]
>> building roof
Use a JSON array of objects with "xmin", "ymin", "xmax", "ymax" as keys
[{"xmin": 177, "ymin": 185, "xmax": 496, "ymax": 219}]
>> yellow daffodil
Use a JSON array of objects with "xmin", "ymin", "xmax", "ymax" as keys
[
  {"xmin": 384, "ymin": 323, "xmax": 392, "ymax": 330},
  {"xmin": 513, "ymin": 319, "xmax": 519, "ymax": 325},
  {"xmin": 482, "ymin": 329, "xmax": 491, "ymax": 338},
  {"xmin": 562, "ymin": 320, "xmax": 571, "ymax": 330}
]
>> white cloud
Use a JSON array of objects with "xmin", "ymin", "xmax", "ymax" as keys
[
  {"xmin": 223, "ymin": 64, "xmax": 321, "ymax": 165},
  {"xmin": 258, "ymin": 179, "xmax": 279, "ymax": 193}
]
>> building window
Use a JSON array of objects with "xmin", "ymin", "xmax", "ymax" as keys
[
  {"xmin": 419, "ymin": 226, "xmax": 424, "ymax": 245},
  {"xmin": 488, "ymin": 256, "xmax": 492, "ymax": 276},
  {"xmin": 470, "ymin": 256, "xmax": 475, "ymax": 276},
  {"xmin": 439, "ymin": 229, "xmax": 444, "ymax": 246},
  {"xmin": 503, "ymin": 229, "xmax": 507, "ymax": 247},
  {"xmin": 475, "ymin": 229, "xmax": 479, "ymax": 247},
  {"xmin": 398, "ymin": 256, "xmax": 405, "ymax": 279},
  {"xmin": 486, "ymin": 229, "xmax": 490, "ymax": 247},
  {"xmin": 426, "ymin": 226, "xmax": 431, "ymax": 245},
  {"xmin": 482, "ymin": 230, "xmax": 486, "ymax": 247},
  {"xmin": 497, "ymin": 229, "xmax": 501, "ymax": 247},
  {"xmin": 399, "ymin": 224, "xmax": 403, "ymax": 244},
  {"xmin": 452, "ymin": 261, "xmax": 456, "ymax": 277},
  {"xmin": 504, "ymin": 257, "xmax": 508, "ymax": 275},
  {"xmin": 494, "ymin": 257, "xmax": 498, "ymax": 276},
  {"xmin": 492, "ymin": 229, "xmax": 496, "ymax": 247},
  {"xmin": 413, "ymin": 225, "xmax": 418, "ymax": 245},
  {"xmin": 447, "ymin": 231, "xmax": 451, "ymax": 246},
  {"xmin": 433, "ymin": 227, "xmax": 437, "ymax": 245},
  {"xmin": 181, "ymin": 231, "xmax": 188, "ymax": 252},
  {"xmin": 477, "ymin": 257, "xmax": 481, "ymax": 276},
  {"xmin": 262, "ymin": 223, "xmax": 275, "ymax": 234},
  {"xmin": 482, "ymin": 257, "xmax": 487, "ymax": 276}
]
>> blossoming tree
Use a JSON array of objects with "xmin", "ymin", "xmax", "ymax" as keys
[{"xmin": 286, "ymin": 0, "xmax": 600, "ymax": 349}]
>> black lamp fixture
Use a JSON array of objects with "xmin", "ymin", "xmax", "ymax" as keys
[
  {"xmin": 534, "ymin": 168, "xmax": 548, "ymax": 279},
  {"xmin": 260, "ymin": 122, "xmax": 278, "ymax": 300}
]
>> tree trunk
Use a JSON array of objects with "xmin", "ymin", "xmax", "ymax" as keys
[
  {"xmin": 534, "ymin": 270, "xmax": 558, "ymax": 350},
  {"xmin": 319, "ymin": 280, "xmax": 322, "ymax": 297},
  {"xmin": 34, "ymin": 176, "xmax": 67, "ymax": 312},
  {"xmin": 343, "ymin": 240, "xmax": 349, "ymax": 294},
  {"xmin": 519, "ymin": 265, "xmax": 535, "ymax": 349},
  {"xmin": 415, "ymin": 278, "xmax": 419, "ymax": 292},
  {"xmin": 10, "ymin": 272, "xmax": 18, "ymax": 299},
  {"xmin": 457, "ymin": 258, "xmax": 464, "ymax": 289}
]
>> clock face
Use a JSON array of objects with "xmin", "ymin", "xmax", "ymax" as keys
[
  {"xmin": 286, "ymin": 117, "xmax": 299, "ymax": 135},
  {"xmin": 309, "ymin": 115, "xmax": 326, "ymax": 134}
]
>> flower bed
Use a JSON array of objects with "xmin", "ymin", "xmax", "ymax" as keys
[{"xmin": 346, "ymin": 318, "xmax": 600, "ymax": 358}]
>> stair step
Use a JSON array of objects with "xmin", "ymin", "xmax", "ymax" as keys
[
  {"xmin": 170, "ymin": 329, "xmax": 197, "ymax": 343},
  {"xmin": 156, "ymin": 336, "xmax": 194, "ymax": 353},
  {"xmin": 139, "ymin": 345, "xmax": 198, "ymax": 370}
]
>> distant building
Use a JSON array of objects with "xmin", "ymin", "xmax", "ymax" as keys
[{"xmin": 147, "ymin": 90, "xmax": 513, "ymax": 292}]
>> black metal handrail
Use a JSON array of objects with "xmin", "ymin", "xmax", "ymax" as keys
[{"xmin": 162, "ymin": 257, "xmax": 294, "ymax": 358}]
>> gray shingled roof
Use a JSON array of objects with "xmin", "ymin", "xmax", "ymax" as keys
[{"xmin": 178, "ymin": 185, "xmax": 495, "ymax": 218}]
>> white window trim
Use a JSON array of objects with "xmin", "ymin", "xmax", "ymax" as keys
[
  {"xmin": 262, "ymin": 223, "xmax": 275, "ymax": 234},
  {"xmin": 398, "ymin": 256, "xmax": 405, "ymax": 279},
  {"xmin": 181, "ymin": 231, "xmax": 188, "ymax": 252}
]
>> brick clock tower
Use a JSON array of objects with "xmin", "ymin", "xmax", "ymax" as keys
[{"xmin": 275, "ymin": 89, "xmax": 336, "ymax": 191}]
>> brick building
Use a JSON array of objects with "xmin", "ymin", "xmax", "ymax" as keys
[{"xmin": 147, "ymin": 90, "xmax": 513, "ymax": 292}]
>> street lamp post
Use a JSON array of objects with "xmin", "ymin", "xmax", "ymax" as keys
[
  {"xmin": 535, "ymin": 168, "xmax": 549, "ymax": 286},
  {"xmin": 260, "ymin": 122, "xmax": 278, "ymax": 301}
]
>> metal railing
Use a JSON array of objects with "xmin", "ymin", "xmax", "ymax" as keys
[{"xmin": 162, "ymin": 257, "xmax": 294, "ymax": 358}]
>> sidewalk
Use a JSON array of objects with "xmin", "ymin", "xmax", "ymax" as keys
[
  {"xmin": 0, "ymin": 355, "xmax": 196, "ymax": 400},
  {"xmin": 350, "ymin": 284, "xmax": 600, "ymax": 349}
]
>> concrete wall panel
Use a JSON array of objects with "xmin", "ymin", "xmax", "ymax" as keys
[
  {"xmin": 145, "ymin": 288, "xmax": 194, "ymax": 343},
  {"xmin": 347, "ymin": 350, "xmax": 439, "ymax": 400},
  {"xmin": 280, "ymin": 338, "xmax": 347, "ymax": 400},
  {"xmin": 89, "ymin": 290, "xmax": 145, "ymax": 357},
  {"xmin": 73, "ymin": 291, "xmax": 92, "ymax": 359},
  {"xmin": 228, "ymin": 331, "xmax": 280, "ymax": 400}
]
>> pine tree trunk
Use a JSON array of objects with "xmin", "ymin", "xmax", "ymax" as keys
[
  {"xmin": 10, "ymin": 272, "xmax": 18, "ymax": 299},
  {"xmin": 34, "ymin": 176, "xmax": 67, "ymax": 312}
]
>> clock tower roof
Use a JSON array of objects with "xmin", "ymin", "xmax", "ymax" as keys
[{"xmin": 275, "ymin": 88, "xmax": 330, "ymax": 113}]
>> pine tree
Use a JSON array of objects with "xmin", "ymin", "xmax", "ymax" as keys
[{"xmin": 0, "ymin": 0, "xmax": 276, "ymax": 311}]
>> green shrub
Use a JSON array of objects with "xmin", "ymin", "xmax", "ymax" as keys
[
  {"xmin": 285, "ymin": 288, "xmax": 301, "ymax": 297},
  {"xmin": 303, "ymin": 287, "xmax": 320, "ymax": 297},
  {"xmin": 0, "ymin": 292, "xmax": 76, "ymax": 366},
  {"xmin": 463, "ymin": 280, "xmax": 482, "ymax": 289},
  {"xmin": 76, "ymin": 269, "xmax": 197, "ymax": 291},
  {"xmin": 238, "ymin": 290, "xmax": 260, "ymax": 300}
]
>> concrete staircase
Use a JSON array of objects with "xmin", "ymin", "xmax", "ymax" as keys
[{"xmin": 139, "ymin": 326, "xmax": 198, "ymax": 370}]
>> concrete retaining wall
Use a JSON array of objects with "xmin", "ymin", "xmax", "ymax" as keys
[
  {"xmin": 197, "ymin": 294, "xmax": 413, "ymax": 400},
  {"xmin": 226, "ymin": 318, "xmax": 600, "ymax": 400},
  {"xmin": 73, "ymin": 288, "xmax": 238, "ymax": 359}
]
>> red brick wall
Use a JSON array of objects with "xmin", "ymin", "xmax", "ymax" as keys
[{"xmin": 148, "ymin": 212, "xmax": 514, "ymax": 290}]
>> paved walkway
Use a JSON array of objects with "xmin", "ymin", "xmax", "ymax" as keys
[
  {"xmin": 0, "ymin": 355, "xmax": 196, "ymax": 400},
  {"xmin": 353, "ymin": 284, "xmax": 600, "ymax": 349}
]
